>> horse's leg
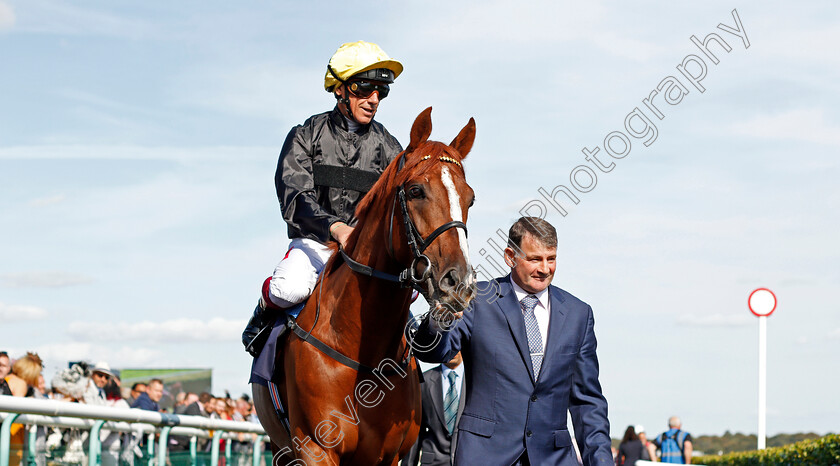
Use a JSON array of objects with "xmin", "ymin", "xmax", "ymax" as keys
[{"xmin": 252, "ymin": 383, "xmax": 296, "ymax": 464}]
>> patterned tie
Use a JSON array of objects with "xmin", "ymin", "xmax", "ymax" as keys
[
  {"xmin": 520, "ymin": 294, "xmax": 544, "ymax": 380},
  {"xmin": 444, "ymin": 371, "xmax": 458, "ymax": 434}
]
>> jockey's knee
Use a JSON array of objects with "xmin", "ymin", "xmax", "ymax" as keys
[{"xmin": 268, "ymin": 276, "xmax": 315, "ymax": 308}]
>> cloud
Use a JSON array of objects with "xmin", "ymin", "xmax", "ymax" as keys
[
  {"xmin": 67, "ymin": 317, "xmax": 247, "ymax": 343},
  {"xmin": 0, "ymin": 144, "xmax": 272, "ymax": 162},
  {"xmin": 0, "ymin": 302, "xmax": 48, "ymax": 321},
  {"xmin": 27, "ymin": 342, "xmax": 163, "ymax": 369},
  {"xmin": 0, "ymin": 271, "xmax": 94, "ymax": 288},
  {"xmin": 13, "ymin": 2, "xmax": 155, "ymax": 38},
  {"xmin": 829, "ymin": 328, "xmax": 840, "ymax": 340},
  {"xmin": 0, "ymin": 1, "xmax": 15, "ymax": 31},
  {"xmin": 27, "ymin": 194, "xmax": 67, "ymax": 207},
  {"xmin": 730, "ymin": 108, "xmax": 840, "ymax": 147},
  {"xmin": 676, "ymin": 313, "xmax": 752, "ymax": 327}
]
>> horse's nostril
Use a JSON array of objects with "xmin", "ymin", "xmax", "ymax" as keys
[{"xmin": 439, "ymin": 269, "xmax": 457, "ymax": 290}]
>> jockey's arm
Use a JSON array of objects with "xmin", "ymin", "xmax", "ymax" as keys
[{"xmin": 275, "ymin": 124, "xmax": 342, "ymax": 244}]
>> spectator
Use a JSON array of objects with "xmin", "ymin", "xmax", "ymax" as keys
[
  {"xmin": 232, "ymin": 396, "xmax": 256, "ymax": 465},
  {"xmin": 184, "ymin": 392, "xmax": 199, "ymax": 407},
  {"xmin": 182, "ymin": 392, "xmax": 211, "ymax": 417},
  {"xmin": 101, "ymin": 375, "xmax": 129, "ymax": 466},
  {"xmin": 173, "ymin": 391, "xmax": 187, "ymax": 412},
  {"xmin": 636, "ymin": 425, "xmax": 656, "ymax": 462},
  {"xmin": 217, "ymin": 397, "xmax": 233, "ymax": 420},
  {"xmin": 5, "ymin": 351, "xmax": 42, "ymax": 397},
  {"xmin": 402, "ymin": 352, "xmax": 465, "ymax": 466},
  {"xmin": 0, "ymin": 351, "xmax": 11, "ymax": 395},
  {"xmin": 83, "ymin": 361, "xmax": 113, "ymax": 405},
  {"xmin": 653, "ymin": 416, "xmax": 693, "ymax": 464},
  {"xmin": 0, "ymin": 350, "xmax": 10, "ymax": 379},
  {"xmin": 131, "ymin": 378, "xmax": 163, "ymax": 412},
  {"xmin": 128, "ymin": 382, "xmax": 147, "ymax": 405},
  {"xmin": 175, "ymin": 392, "xmax": 198, "ymax": 414},
  {"xmin": 34, "ymin": 375, "xmax": 47, "ymax": 397},
  {"xmin": 616, "ymin": 425, "xmax": 644, "ymax": 466},
  {"xmin": 4, "ymin": 352, "xmax": 43, "ymax": 466}
]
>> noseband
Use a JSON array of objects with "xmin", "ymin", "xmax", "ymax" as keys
[{"xmin": 340, "ymin": 151, "xmax": 467, "ymax": 294}]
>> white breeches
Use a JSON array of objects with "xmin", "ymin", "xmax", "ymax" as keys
[{"xmin": 268, "ymin": 238, "xmax": 334, "ymax": 308}]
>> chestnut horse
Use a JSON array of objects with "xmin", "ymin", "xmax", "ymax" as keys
[{"xmin": 253, "ymin": 107, "xmax": 477, "ymax": 465}]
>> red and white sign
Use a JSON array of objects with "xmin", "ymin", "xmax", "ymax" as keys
[{"xmin": 748, "ymin": 288, "xmax": 776, "ymax": 317}]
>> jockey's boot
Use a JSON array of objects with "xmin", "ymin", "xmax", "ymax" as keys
[
  {"xmin": 242, "ymin": 300, "xmax": 276, "ymax": 357},
  {"xmin": 243, "ymin": 277, "xmax": 281, "ymax": 357}
]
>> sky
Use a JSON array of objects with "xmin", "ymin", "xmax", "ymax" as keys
[{"xmin": 1, "ymin": 0, "xmax": 838, "ymax": 440}]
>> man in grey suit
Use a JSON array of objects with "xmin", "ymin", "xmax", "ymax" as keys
[{"xmin": 402, "ymin": 353, "xmax": 465, "ymax": 466}]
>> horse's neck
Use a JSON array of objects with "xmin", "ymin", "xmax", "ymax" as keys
[{"xmin": 311, "ymin": 223, "xmax": 412, "ymax": 363}]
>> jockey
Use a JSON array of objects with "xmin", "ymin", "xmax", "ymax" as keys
[{"xmin": 242, "ymin": 41, "xmax": 404, "ymax": 356}]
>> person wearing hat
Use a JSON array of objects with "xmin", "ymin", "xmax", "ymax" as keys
[
  {"xmin": 83, "ymin": 361, "xmax": 113, "ymax": 405},
  {"xmin": 242, "ymin": 41, "xmax": 404, "ymax": 363}
]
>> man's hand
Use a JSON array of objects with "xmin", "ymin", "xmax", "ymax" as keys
[
  {"xmin": 428, "ymin": 302, "xmax": 464, "ymax": 332},
  {"xmin": 330, "ymin": 222, "xmax": 354, "ymax": 248}
]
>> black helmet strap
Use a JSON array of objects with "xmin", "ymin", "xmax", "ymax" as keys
[{"xmin": 327, "ymin": 65, "xmax": 357, "ymax": 125}]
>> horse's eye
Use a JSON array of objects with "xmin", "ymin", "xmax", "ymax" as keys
[
  {"xmin": 469, "ymin": 197, "xmax": 475, "ymax": 208},
  {"xmin": 408, "ymin": 186, "xmax": 425, "ymax": 199}
]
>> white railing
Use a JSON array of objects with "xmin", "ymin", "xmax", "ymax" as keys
[{"xmin": 0, "ymin": 396, "xmax": 268, "ymax": 466}]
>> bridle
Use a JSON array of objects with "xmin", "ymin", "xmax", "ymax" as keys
[
  {"xmin": 340, "ymin": 151, "xmax": 468, "ymax": 296},
  {"xmin": 288, "ymin": 150, "xmax": 468, "ymax": 374}
]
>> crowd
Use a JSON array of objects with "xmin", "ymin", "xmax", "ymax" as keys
[
  {"xmin": 0, "ymin": 351, "xmax": 263, "ymax": 466},
  {"xmin": 613, "ymin": 417, "xmax": 694, "ymax": 465}
]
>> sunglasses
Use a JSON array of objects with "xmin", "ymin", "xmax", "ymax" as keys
[{"xmin": 348, "ymin": 80, "xmax": 390, "ymax": 99}]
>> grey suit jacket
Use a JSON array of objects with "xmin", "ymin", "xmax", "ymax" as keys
[{"xmin": 402, "ymin": 365, "xmax": 466, "ymax": 466}]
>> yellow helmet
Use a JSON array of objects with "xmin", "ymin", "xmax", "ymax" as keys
[{"xmin": 324, "ymin": 41, "xmax": 403, "ymax": 92}]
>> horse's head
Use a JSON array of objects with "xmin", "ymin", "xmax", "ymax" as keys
[
  {"xmin": 350, "ymin": 107, "xmax": 477, "ymax": 320},
  {"xmin": 392, "ymin": 107, "xmax": 477, "ymax": 317}
]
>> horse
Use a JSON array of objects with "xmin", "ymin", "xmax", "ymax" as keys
[{"xmin": 253, "ymin": 107, "xmax": 478, "ymax": 465}]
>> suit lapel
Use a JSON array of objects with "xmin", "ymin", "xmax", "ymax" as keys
[
  {"xmin": 497, "ymin": 276, "xmax": 536, "ymax": 384},
  {"xmin": 541, "ymin": 286, "xmax": 569, "ymax": 380},
  {"xmin": 428, "ymin": 368, "xmax": 447, "ymax": 430}
]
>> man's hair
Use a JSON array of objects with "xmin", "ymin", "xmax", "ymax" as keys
[
  {"xmin": 132, "ymin": 382, "xmax": 146, "ymax": 391},
  {"xmin": 12, "ymin": 352, "xmax": 43, "ymax": 386},
  {"xmin": 668, "ymin": 416, "xmax": 681, "ymax": 428},
  {"xmin": 198, "ymin": 392, "xmax": 213, "ymax": 404},
  {"xmin": 148, "ymin": 378, "xmax": 163, "ymax": 387},
  {"xmin": 508, "ymin": 217, "xmax": 557, "ymax": 250}
]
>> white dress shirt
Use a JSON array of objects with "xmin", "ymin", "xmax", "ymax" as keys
[
  {"xmin": 510, "ymin": 279, "xmax": 550, "ymax": 352},
  {"xmin": 440, "ymin": 361, "xmax": 464, "ymax": 403}
]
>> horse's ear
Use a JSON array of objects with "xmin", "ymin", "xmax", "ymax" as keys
[
  {"xmin": 406, "ymin": 107, "xmax": 433, "ymax": 153},
  {"xmin": 450, "ymin": 117, "xmax": 476, "ymax": 159}
]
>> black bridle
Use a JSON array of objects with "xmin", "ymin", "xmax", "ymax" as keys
[
  {"xmin": 340, "ymin": 152, "xmax": 468, "ymax": 295},
  {"xmin": 291, "ymin": 151, "xmax": 468, "ymax": 375}
]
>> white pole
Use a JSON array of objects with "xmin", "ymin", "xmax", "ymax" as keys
[{"xmin": 758, "ymin": 315, "xmax": 767, "ymax": 450}]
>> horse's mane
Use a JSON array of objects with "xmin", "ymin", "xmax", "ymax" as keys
[{"xmin": 323, "ymin": 140, "xmax": 466, "ymax": 274}]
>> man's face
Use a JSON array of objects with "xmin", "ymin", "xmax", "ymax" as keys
[
  {"xmin": 91, "ymin": 371, "xmax": 110, "ymax": 388},
  {"xmin": 505, "ymin": 233, "xmax": 557, "ymax": 294},
  {"xmin": 337, "ymin": 79, "xmax": 387, "ymax": 125},
  {"xmin": 147, "ymin": 382, "xmax": 164, "ymax": 402},
  {"xmin": 0, "ymin": 355, "xmax": 10, "ymax": 378},
  {"xmin": 204, "ymin": 398, "xmax": 216, "ymax": 414},
  {"xmin": 444, "ymin": 352, "xmax": 463, "ymax": 369},
  {"xmin": 131, "ymin": 383, "xmax": 146, "ymax": 399},
  {"xmin": 236, "ymin": 399, "xmax": 250, "ymax": 415},
  {"xmin": 639, "ymin": 432, "xmax": 647, "ymax": 442}
]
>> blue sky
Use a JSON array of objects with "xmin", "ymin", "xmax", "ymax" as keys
[{"xmin": 1, "ymin": 1, "xmax": 838, "ymax": 439}]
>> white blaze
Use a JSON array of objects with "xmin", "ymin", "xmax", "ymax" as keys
[{"xmin": 440, "ymin": 167, "xmax": 472, "ymax": 281}]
